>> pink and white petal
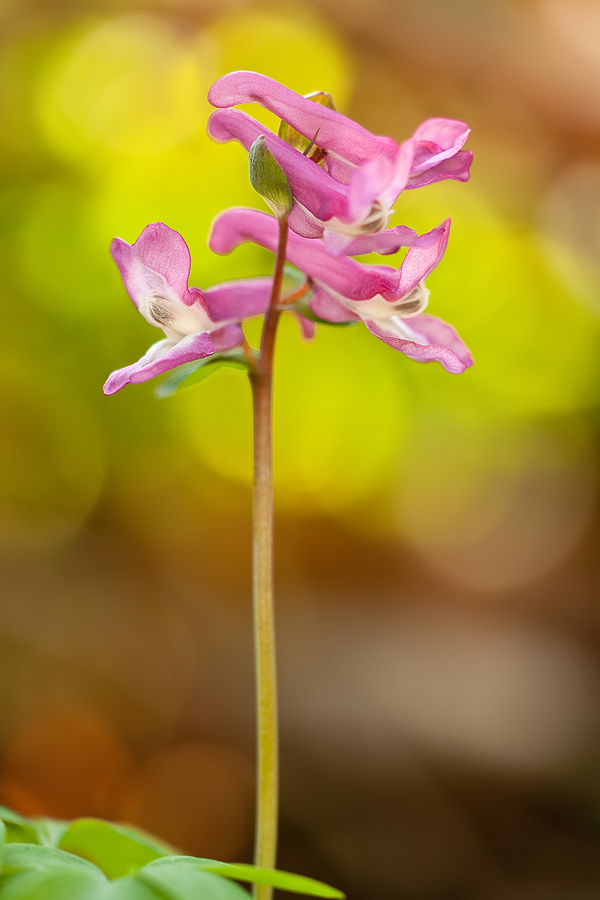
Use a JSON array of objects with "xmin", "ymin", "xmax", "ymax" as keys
[
  {"xmin": 410, "ymin": 118, "xmax": 470, "ymax": 169},
  {"xmin": 129, "ymin": 332, "xmax": 216, "ymax": 383},
  {"xmin": 208, "ymin": 71, "xmax": 397, "ymax": 166},
  {"xmin": 110, "ymin": 237, "xmax": 146, "ymax": 309},
  {"xmin": 132, "ymin": 223, "xmax": 197, "ymax": 305},
  {"xmin": 408, "ymin": 150, "xmax": 473, "ymax": 188},
  {"xmin": 322, "ymin": 231, "xmax": 358, "ymax": 256},
  {"xmin": 310, "ymin": 288, "xmax": 358, "ymax": 323},
  {"xmin": 104, "ymin": 332, "xmax": 216, "ymax": 394},
  {"xmin": 203, "ymin": 277, "xmax": 273, "ymax": 322},
  {"xmin": 365, "ymin": 316, "xmax": 473, "ymax": 373},
  {"xmin": 377, "ymin": 140, "xmax": 415, "ymax": 210},
  {"xmin": 403, "ymin": 314, "xmax": 473, "ymax": 369},
  {"xmin": 331, "ymin": 223, "xmax": 445, "ymax": 257},
  {"xmin": 210, "ymin": 323, "xmax": 245, "ymax": 351},
  {"xmin": 395, "ymin": 219, "xmax": 450, "ymax": 297},
  {"xmin": 103, "ymin": 337, "xmax": 174, "ymax": 394},
  {"xmin": 208, "ymin": 109, "xmax": 349, "ymax": 223},
  {"xmin": 348, "ymin": 154, "xmax": 394, "ymax": 223}
]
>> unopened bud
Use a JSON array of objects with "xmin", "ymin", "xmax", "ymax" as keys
[
  {"xmin": 278, "ymin": 90, "xmax": 336, "ymax": 163},
  {"xmin": 249, "ymin": 135, "xmax": 293, "ymax": 219}
]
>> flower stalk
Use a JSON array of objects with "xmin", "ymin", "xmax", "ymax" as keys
[{"xmin": 250, "ymin": 215, "xmax": 289, "ymax": 899}]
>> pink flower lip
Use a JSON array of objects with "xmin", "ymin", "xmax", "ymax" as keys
[{"xmin": 104, "ymin": 222, "xmax": 273, "ymax": 394}]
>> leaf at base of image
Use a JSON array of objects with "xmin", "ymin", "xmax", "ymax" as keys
[{"xmin": 0, "ymin": 809, "xmax": 344, "ymax": 900}]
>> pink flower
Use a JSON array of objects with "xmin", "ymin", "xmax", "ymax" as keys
[
  {"xmin": 210, "ymin": 209, "xmax": 473, "ymax": 374},
  {"xmin": 104, "ymin": 222, "xmax": 271, "ymax": 394},
  {"xmin": 208, "ymin": 72, "xmax": 471, "ymax": 254}
]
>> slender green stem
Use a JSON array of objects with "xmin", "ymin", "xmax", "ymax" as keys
[{"xmin": 250, "ymin": 216, "xmax": 289, "ymax": 899}]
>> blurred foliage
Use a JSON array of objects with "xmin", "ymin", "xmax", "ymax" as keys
[{"xmin": 0, "ymin": 807, "xmax": 343, "ymax": 899}]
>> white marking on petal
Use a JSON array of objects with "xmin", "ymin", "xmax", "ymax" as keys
[
  {"xmin": 376, "ymin": 316, "xmax": 428, "ymax": 344},
  {"xmin": 320, "ymin": 280, "xmax": 429, "ymax": 324},
  {"xmin": 140, "ymin": 294, "xmax": 212, "ymax": 340},
  {"xmin": 295, "ymin": 200, "xmax": 392, "ymax": 238}
]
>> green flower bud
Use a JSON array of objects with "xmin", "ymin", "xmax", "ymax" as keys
[{"xmin": 248, "ymin": 135, "xmax": 294, "ymax": 219}]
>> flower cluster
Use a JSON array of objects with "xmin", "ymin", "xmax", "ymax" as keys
[{"xmin": 104, "ymin": 71, "xmax": 473, "ymax": 394}]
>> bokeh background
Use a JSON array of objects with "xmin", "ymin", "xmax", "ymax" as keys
[{"xmin": 2, "ymin": 0, "xmax": 600, "ymax": 896}]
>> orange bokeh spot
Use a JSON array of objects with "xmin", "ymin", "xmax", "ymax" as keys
[
  {"xmin": 0, "ymin": 704, "xmax": 134, "ymax": 820},
  {"xmin": 118, "ymin": 742, "xmax": 254, "ymax": 860}
]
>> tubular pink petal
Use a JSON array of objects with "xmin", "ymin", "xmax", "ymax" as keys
[
  {"xmin": 128, "ymin": 332, "xmax": 216, "ymax": 385},
  {"xmin": 295, "ymin": 314, "xmax": 316, "ymax": 340},
  {"xmin": 405, "ymin": 314, "xmax": 474, "ymax": 369},
  {"xmin": 408, "ymin": 150, "xmax": 473, "ymax": 188},
  {"xmin": 331, "ymin": 222, "xmax": 446, "ymax": 257},
  {"xmin": 396, "ymin": 219, "xmax": 450, "ymax": 296},
  {"xmin": 348, "ymin": 154, "xmax": 395, "ymax": 223},
  {"xmin": 210, "ymin": 323, "xmax": 245, "ymax": 351},
  {"xmin": 365, "ymin": 316, "xmax": 472, "ymax": 374},
  {"xmin": 208, "ymin": 109, "xmax": 349, "ymax": 223},
  {"xmin": 310, "ymin": 288, "xmax": 359, "ymax": 323},
  {"xmin": 209, "ymin": 208, "xmax": 398, "ymax": 301},
  {"xmin": 411, "ymin": 118, "xmax": 470, "ymax": 163},
  {"xmin": 322, "ymin": 231, "xmax": 358, "ymax": 256},
  {"xmin": 104, "ymin": 338, "xmax": 173, "ymax": 394},
  {"xmin": 377, "ymin": 141, "xmax": 415, "ymax": 210},
  {"xmin": 208, "ymin": 71, "xmax": 397, "ymax": 165},
  {"xmin": 322, "ymin": 155, "xmax": 355, "ymax": 185},
  {"xmin": 287, "ymin": 205, "xmax": 324, "ymax": 238},
  {"xmin": 203, "ymin": 277, "xmax": 273, "ymax": 322}
]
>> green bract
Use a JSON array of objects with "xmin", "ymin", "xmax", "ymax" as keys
[{"xmin": 0, "ymin": 808, "xmax": 344, "ymax": 900}]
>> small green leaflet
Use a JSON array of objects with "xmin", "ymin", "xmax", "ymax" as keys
[
  {"xmin": 144, "ymin": 857, "xmax": 345, "ymax": 898},
  {"xmin": 58, "ymin": 819, "xmax": 167, "ymax": 879}
]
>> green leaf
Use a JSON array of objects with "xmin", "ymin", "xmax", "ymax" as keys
[
  {"xmin": 0, "ymin": 842, "xmax": 102, "ymax": 875},
  {"xmin": 0, "ymin": 866, "xmax": 104, "ymax": 899},
  {"xmin": 0, "ymin": 811, "xmax": 38, "ymax": 847},
  {"xmin": 155, "ymin": 351, "xmax": 250, "ymax": 399},
  {"xmin": 99, "ymin": 825, "xmax": 175, "ymax": 858},
  {"xmin": 1, "ymin": 828, "xmax": 37, "ymax": 849},
  {"xmin": 0, "ymin": 812, "xmax": 28, "ymax": 828},
  {"xmin": 200, "ymin": 863, "xmax": 344, "ymax": 898},
  {"xmin": 143, "ymin": 858, "xmax": 344, "ymax": 899},
  {"xmin": 31, "ymin": 818, "xmax": 68, "ymax": 848},
  {"xmin": 58, "ymin": 819, "xmax": 166, "ymax": 880},
  {"xmin": 139, "ymin": 863, "xmax": 250, "ymax": 900},
  {"xmin": 101, "ymin": 874, "xmax": 166, "ymax": 900}
]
